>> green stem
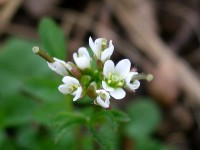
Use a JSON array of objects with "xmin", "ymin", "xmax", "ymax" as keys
[
  {"xmin": 32, "ymin": 46, "xmax": 54, "ymax": 63},
  {"xmin": 131, "ymin": 73, "xmax": 154, "ymax": 82}
]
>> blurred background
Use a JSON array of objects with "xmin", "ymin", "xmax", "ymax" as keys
[{"xmin": 0, "ymin": 0, "xmax": 200, "ymax": 149}]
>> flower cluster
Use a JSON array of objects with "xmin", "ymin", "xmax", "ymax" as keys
[{"xmin": 33, "ymin": 37, "xmax": 152, "ymax": 109}]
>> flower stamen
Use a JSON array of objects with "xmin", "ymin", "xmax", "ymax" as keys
[{"xmin": 101, "ymin": 38, "xmax": 107, "ymax": 50}]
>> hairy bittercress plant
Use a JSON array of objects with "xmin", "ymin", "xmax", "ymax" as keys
[{"xmin": 32, "ymin": 37, "xmax": 153, "ymax": 109}]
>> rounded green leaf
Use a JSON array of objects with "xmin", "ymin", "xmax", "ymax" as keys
[
  {"xmin": 110, "ymin": 109, "xmax": 130, "ymax": 123},
  {"xmin": 125, "ymin": 97, "xmax": 161, "ymax": 138},
  {"xmin": 38, "ymin": 18, "xmax": 67, "ymax": 60}
]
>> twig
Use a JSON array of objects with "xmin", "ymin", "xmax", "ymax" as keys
[
  {"xmin": 161, "ymin": 3, "xmax": 200, "ymax": 52},
  {"xmin": 185, "ymin": 47, "xmax": 200, "ymax": 65},
  {"xmin": 59, "ymin": 9, "xmax": 146, "ymax": 66},
  {"xmin": 113, "ymin": 0, "xmax": 200, "ymax": 105},
  {"xmin": 5, "ymin": 23, "xmax": 38, "ymax": 40},
  {"xmin": 0, "ymin": 0, "xmax": 23, "ymax": 35}
]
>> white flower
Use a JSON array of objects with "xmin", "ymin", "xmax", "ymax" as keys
[
  {"xmin": 58, "ymin": 76, "xmax": 82, "ymax": 101},
  {"xmin": 73, "ymin": 47, "xmax": 91, "ymax": 70},
  {"xmin": 102, "ymin": 59, "xmax": 131, "ymax": 100},
  {"xmin": 89, "ymin": 37, "xmax": 114, "ymax": 62},
  {"xmin": 94, "ymin": 90, "xmax": 110, "ymax": 108},
  {"xmin": 47, "ymin": 57, "xmax": 70, "ymax": 76},
  {"xmin": 125, "ymin": 72, "xmax": 140, "ymax": 91}
]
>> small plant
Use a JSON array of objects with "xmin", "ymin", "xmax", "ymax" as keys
[
  {"xmin": 33, "ymin": 36, "xmax": 153, "ymax": 109},
  {"xmin": 0, "ymin": 17, "xmax": 173, "ymax": 150}
]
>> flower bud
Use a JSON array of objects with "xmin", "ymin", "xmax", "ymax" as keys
[
  {"xmin": 87, "ymin": 82, "xmax": 97, "ymax": 99},
  {"xmin": 67, "ymin": 61, "xmax": 82, "ymax": 79}
]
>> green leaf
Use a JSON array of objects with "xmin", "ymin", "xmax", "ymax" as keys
[
  {"xmin": 51, "ymin": 111, "xmax": 88, "ymax": 143},
  {"xmin": 134, "ymin": 137, "xmax": 172, "ymax": 150},
  {"xmin": 125, "ymin": 97, "xmax": 161, "ymax": 138},
  {"xmin": 0, "ymin": 95, "xmax": 37, "ymax": 128},
  {"xmin": 23, "ymin": 77, "xmax": 62, "ymax": 102},
  {"xmin": 0, "ymin": 37, "xmax": 71, "ymax": 128},
  {"xmin": 38, "ymin": 18, "xmax": 67, "ymax": 60},
  {"xmin": 89, "ymin": 110, "xmax": 119, "ymax": 150},
  {"xmin": 110, "ymin": 109, "xmax": 130, "ymax": 123},
  {"xmin": 16, "ymin": 125, "xmax": 77, "ymax": 150},
  {"xmin": 81, "ymin": 134, "xmax": 94, "ymax": 150},
  {"xmin": 0, "ymin": 38, "xmax": 49, "ymax": 96}
]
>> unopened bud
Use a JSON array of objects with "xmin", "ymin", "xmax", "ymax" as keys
[
  {"xmin": 96, "ymin": 59, "xmax": 104, "ymax": 70},
  {"xmin": 87, "ymin": 82, "xmax": 97, "ymax": 99},
  {"xmin": 67, "ymin": 61, "xmax": 82, "ymax": 78}
]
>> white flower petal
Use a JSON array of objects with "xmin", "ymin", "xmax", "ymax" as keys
[
  {"xmin": 73, "ymin": 47, "xmax": 91, "ymax": 70},
  {"xmin": 73, "ymin": 54, "xmax": 89, "ymax": 70},
  {"xmin": 62, "ymin": 76, "xmax": 79, "ymax": 85},
  {"xmin": 103, "ymin": 60, "xmax": 115, "ymax": 78},
  {"xmin": 101, "ymin": 44, "xmax": 114, "ymax": 62},
  {"xmin": 96, "ymin": 89, "xmax": 110, "ymax": 100},
  {"xmin": 89, "ymin": 37, "xmax": 102, "ymax": 57},
  {"xmin": 58, "ymin": 84, "xmax": 68, "ymax": 94},
  {"xmin": 53, "ymin": 57, "xmax": 66, "ymax": 65},
  {"xmin": 110, "ymin": 88, "xmax": 126, "ymax": 100},
  {"xmin": 102, "ymin": 81, "xmax": 114, "ymax": 91},
  {"xmin": 73, "ymin": 52, "xmax": 78, "ymax": 61},
  {"xmin": 96, "ymin": 96, "xmax": 110, "ymax": 108},
  {"xmin": 47, "ymin": 61, "xmax": 68, "ymax": 76},
  {"xmin": 125, "ymin": 72, "xmax": 140, "ymax": 90},
  {"xmin": 73, "ymin": 87, "xmax": 82, "ymax": 101},
  {"xmin": 127, "ymin": 80, "xmax": 140, "ymax": 91},
  {"xmin": 125, "ymin": 72, "xmax": 138, "ymax": 83},
  {"xmin": 78, "ymin": 47, "xmax": 90, "ymax": 58},
  {"xmin": 53, "ymin": 58, "xmax": 71, "ymax": 71},
  {"xmin": 95, "ymin": 90, "xmax": 110, "ymax": 108},
  {"xmin": 89, "ymin": 37, "xmax": 95, "ymax": 53},
  {"xmin": 109, "ymin": 40, "xmax": 114, "ymax": 49},
  {"xmin": 115, "ymin": 59, "xmax": 131, "ymax": 79},
  {"xmin": 94, "ymin": 38, "xmax": 103, "ymax": 54},
  {"xmin": 96, "ymin": 89, "xmax": 106, "ymax": 94}
]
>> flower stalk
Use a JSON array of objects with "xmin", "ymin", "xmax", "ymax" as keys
[
  {"xmin": 131, "ymin": 73, "xmax": 154, "ymax": 82},
  {"xmin": 32, "ymin": 46, "xmax": 54, "ymax": 63}
]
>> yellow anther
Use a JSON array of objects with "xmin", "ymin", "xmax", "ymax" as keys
[
  {"xmin": 67, "ymin": 87, "xmax": 74, "ymax": 93},
  {"xmin": 75, "ymin": 85, "xmax": 79, "ymax": 88},
  {"xmin": 101, "ymin": 39, "xmax": 107, "ymax": 50},
  {"xmin": 108, "ymin": 80, "xmax": 112, "ymax": 84},
  {"xmin": 117, "ymin": 82, "xmax": 123, "ymax": 86},
  {"xmin": 112, "ymin": 75, "xmax": 119, "ymax": 81},
  {"xmin": 108, "ymin": 73, "xmax": 112, "ymax": 78},
  {"xmin": 100, "ymin": 93, "xmax": 107, "ymax": 100}
]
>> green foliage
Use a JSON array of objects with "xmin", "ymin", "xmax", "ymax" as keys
[
  {"xmin": 0, "ymin": 36, "xmax": 94, "ymax": 149},
  {"xmin": 0, "ymin": 95, "xmax": 36, "ymax": 128},
  {"xmin": 110, "ymin": 109, "xmax": 130, "ymax": 123},
  {"xmin": 134, "ymin": 137, "xmax": 172, "ymax": 150},
  {"xmin": 0, "ymin": 37, "xmax": 72, "ymax": 149},
  {"xmin": 0, "ymin": 18, "xmax": 169, "ymax": 150},
  {"xmin": 125, "ymin": 97, "xmax": 161, "ymax": 138},
  {"xmin": 89, "ymin": 110, "xmax": 119, "ymax": 150},
  {"xmin": 0, "ymin": 38, "xmax": 49, "ymax": 97},
  {"xmin": 38, "ymin": 18, "xmax": 67, "ymax": 60},
  {"xmin": 124, "ymin": 97, "xmax": 171, "ymax": 150},
  {"xmin": 51, "ymin": 111, "xmax": 88, "ymax": 143}
]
